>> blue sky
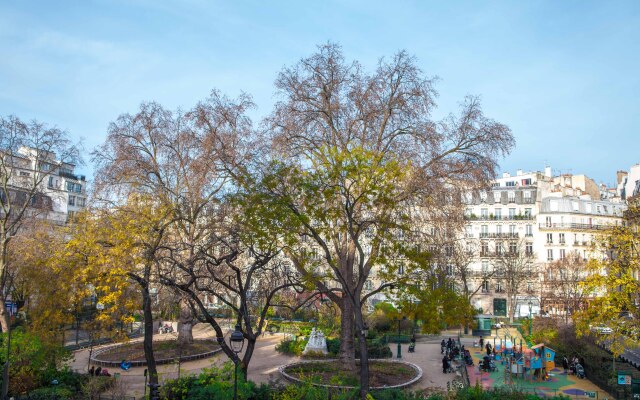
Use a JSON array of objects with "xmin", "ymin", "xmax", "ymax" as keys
[{"xmin": 1, "ymin": 1, "xmax": 638, "ymax": 185}]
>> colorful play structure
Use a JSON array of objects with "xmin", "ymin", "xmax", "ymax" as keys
[{"xmin": 478, "ymin": 330, "xmax": 556, "ymax": 384}]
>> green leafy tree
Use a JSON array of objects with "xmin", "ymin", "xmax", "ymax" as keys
[{"xmin": 576, "ymin": 203, "xmax": 640, "ymax": 356}]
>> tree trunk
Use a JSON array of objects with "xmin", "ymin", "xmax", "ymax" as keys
[
  {"xmin": 354, "ymin": 306, "xmax": 369, "ymax": 400},
  {"xmin": 0, "ymin": 292, "xmax": 9, "ymax": 333},
  {"xmin": 338, "ymin": 299, "xmax": 356, "ymax": 370},
  {"xmin": 177, "ymin": 297, "xmax": 194, "ymax": 346},
  {"xmin": 141, "ymin": 285, "xmax": 158, "ymax": 386},
  {"xmin": 240, "ymin": 336, "xmax": 256, "ymax": 381}
]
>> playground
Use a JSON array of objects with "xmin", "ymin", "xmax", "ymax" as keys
[{"xmin": 465, "ymin": 326, "xmax": 610, "ymax": 398}]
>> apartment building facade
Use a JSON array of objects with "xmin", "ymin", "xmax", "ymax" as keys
[
  {"xmin": 2, "ymin": 146, "xmax": 88, "ymax": 225},
  {"xmin": 462, "ymin": 167, "xmax": 626, "ymax": 319}
]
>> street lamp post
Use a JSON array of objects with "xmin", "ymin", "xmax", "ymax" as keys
[
  {"xmin": 397, "ymin": 316, "xmax": 407, "ymax": 359},
  {"xmin": 230, "ymin": 324, "xmax": 245, "ymax": 400}
]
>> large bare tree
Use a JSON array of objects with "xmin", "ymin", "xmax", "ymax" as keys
[
  {"xmin": 0, "ymin": 115, "xmax": 80, "ymax": 333},
  {"xmin": 492, "ymin": 238, "xmax": 536, "ymax": 322},
  {"xmin": 260, "ymin": 43, "xmax": 514, "ymax": 398},
  {"xmin": 94, "ymin": 93, "xmax": 302, "ymax": 378},
  {"xmin": 542, "ymin": 251, "xmax": 588, "ymax": 324}
]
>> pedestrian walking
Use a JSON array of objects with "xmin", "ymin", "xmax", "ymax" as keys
[{"xmin": 562, "ymin": 356, "xmax": 569, "ymax": 374}]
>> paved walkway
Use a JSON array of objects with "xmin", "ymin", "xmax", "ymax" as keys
[{"xmin": 69, "ymin": 324, "xmax": 455, "ymax": 397}]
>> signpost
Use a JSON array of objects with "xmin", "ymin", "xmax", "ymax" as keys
[{"xmin": 618, "ymin": 373, "xmax": 631, "ymax": 385}]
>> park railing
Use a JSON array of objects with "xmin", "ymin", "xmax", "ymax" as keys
[
  {"xmin": 456, "ymin": 333, "xmax": 471, "ymax": 387},
  {"xmin": 381, "ymin": 334, "xmax": 411, "ymax": 344}
]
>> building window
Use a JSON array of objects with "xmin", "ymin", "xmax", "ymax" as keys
[
  {"xmin": 481, "ymin": 208, "xmax": 488, "ymax": 218},
  {"xmin": 481, "ymin": 225, "xmax": 488, "ymax": 238},
  {"xmin": 546, "ymin": 216, "xmax": 552, "ymax": 227},
  {"xmin": 482, "ymin": 260, "xmax": 489, "ymax": 274},
  {"xmin": 446, "ymin": 265, "xmax": 454, "ymax": 275},
  {"xmin": 496, "ymin": 242, "xmax": 504, "ymax": 255},
  {"xmin": 508, "ymin": 191, "xmax": 515, "ymax": 202},
  {"xmin": 526, "ymin": 242, "xmax": 533, "ymax": 255},
  {"xmin": 481, "ymin": 242, "xmax": 489, "ymax": 255},
  {"xmin": 560, "ymin": 249, "xmax": 566, "ymax": 260},
  {"xmin": 546, "ymin": 233, "xmax": 553, "ymax": 244},
  {"xmin": 526, "ymin": 224, "xmax": 533, "ymax": 237},
  {"xmin": 509, "ymin": 241, "xmax": 517, "ymax": 254},
  {"xmin": 465, "ymin": 225, "xmax": 472, "ymax": 238},
  {"xmin": 68, "ymin": 196, "xmax": 76, "ymax": 206},
  {"xmin": 547, "ymin": 249, "xmax": 554, "ymax": 261},
  {"xmin": 445, "ymin": 246, "xmax": 453, "ymax": 257},
  {"xmin": 524, "ymin": 208, "xmax": 532, "ymax": 217},
  {"xmin": 78, "ymin": 197, "xmax": 86, "ymax": 207},
  {"xmin": 480, "ymin": 192, "xmax": 487, "ymax": 202},
  {"xmin": 495, "ymin": 281, "xmax": 503, "ymax": 293},
  {"xmin": 559, "ymin": 233, "xmax": 565, "ymax": 244},
  {"xmin": 509, "ymin": 208, "xmax": 516, "ymax": 218},
  {"xmin": 509, "ymin": 224, "xmax": 516, "ymax": 235},
  {"xmin": 48, "ymin": 176, "xmax": 54, "ymax": 188},
  {"xmin": 398, "ymin": 263, "xmax": 405, "ymax": 275},
  {"xmin": 496, "ymin": 224, "xmax": 503, "ymax": 234},
  {"xmin": 482, "ymin": 280, "xmax": 489, "ymax": 292},
  {"xmin": 495, "ymin": 208, "xmax": 502, "ymax": 219},
  {"xmin": 506, "ymin": 181, "xmax": 515, "ymax": 187}
]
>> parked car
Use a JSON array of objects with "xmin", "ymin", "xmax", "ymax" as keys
[{"xmin": 590, "ymin": 325, "xmax": 613, "ymax": 334}]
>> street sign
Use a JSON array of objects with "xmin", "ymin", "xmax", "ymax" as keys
[
  {"xmin": 4, "ymin": 301, "xmax": 17, "ymax": 316},
  {"xmin": 618, "ymin": 373, "xmax": 631, "ymax": 385},
  {"xmin": 585, "ymin": 391, "xmax": 596, "ymax": 398}
]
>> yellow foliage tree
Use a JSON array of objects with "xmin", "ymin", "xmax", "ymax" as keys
[{"xmin": 576, "ymin": 203, "xmax": 640, "ymax": 357}]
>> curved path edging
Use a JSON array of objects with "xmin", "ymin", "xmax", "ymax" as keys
[
  {"xmin": 90, "ymin": 340, "xmax": 222, "ymax": 368},
  {"xmin": 279, "ymin": 359, "xmax": 423, "ymax": 390}
]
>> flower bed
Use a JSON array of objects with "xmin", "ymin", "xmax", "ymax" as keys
[
  {"xmin": 279, "ymin": 359, "xmax": 422, "ymax": 390},
  {"xmin": 91, "ymin": 339, "xmax": 221, "ymax": 367}
]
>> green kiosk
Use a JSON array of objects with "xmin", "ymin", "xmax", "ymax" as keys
[{"xmin": 472, "ymin": 314, "xmax": 494, "ymax": 337}]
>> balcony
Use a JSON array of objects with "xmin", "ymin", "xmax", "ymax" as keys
[
  {"xmin": 539, "ymin": 223, "xmax": 610, "ymax": 231},
  {"xmin": 479, "ymin": 232, "xmax": 519, "ymax": 239},
  {"xmin": 59, "ymin": 170, "xmax": 86, "ymax": 181},
  {"xmin": 465, "ymin": 215, "xmax": 534, "ymax": 221}
]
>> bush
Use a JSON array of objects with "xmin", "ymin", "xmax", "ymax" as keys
[
  {"xmin": 161, "ymin": 362, "xmax": 259, "ymax": 400},
  {"xmin": 274, "ymin": 381, "xmax": 356, "ymax": 400},
  {"xmin": 26, "ymin": 386, "xmax": 74, "ymax": 400},
  {"xmin": 326, "ymin": 338, "xmax": 340, "ymax": 355},
  {"xmin": 357, "ymin": 339, "xmax": 392, "ymax": 359},
  {"xmin": 80, "ymin": 376, "xmax": 115, "ymax": 399},
  {"xmin": 0, "ymin": 328, "xmax": 71, "ymax": 395},
  {"xmin": 275, "ymin": 339, "xmax": 307, "ymax": 356}
]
